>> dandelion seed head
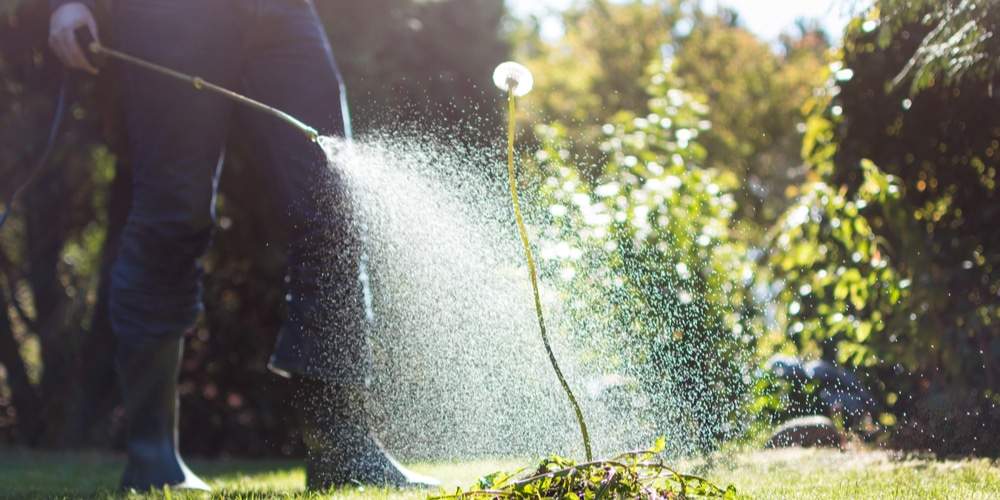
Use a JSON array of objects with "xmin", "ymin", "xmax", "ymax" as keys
[{"xmin": 493, "ymin": 61, "xmax": 533, "ymax": 97}]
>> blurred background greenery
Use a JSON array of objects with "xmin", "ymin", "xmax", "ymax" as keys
[{"xmin": 2, "ymin": 0, "xmax": 999, "ymax": 460}]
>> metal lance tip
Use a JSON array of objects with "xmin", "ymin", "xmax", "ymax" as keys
[{"xmin": 291, "ymin": 121, "xmax": 320, "ymax": 142}]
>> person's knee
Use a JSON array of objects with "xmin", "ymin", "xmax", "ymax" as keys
[
  {"xmin": 119, "ymin": 213, "xmax": 215, "ymax": 272},
  {"xmin": 108, "ymin": 287, "xmax": 203, "ymax": 343},
  {"xmin": 109, "ymin": 217, "xmax": 212, "ymax": 341}
]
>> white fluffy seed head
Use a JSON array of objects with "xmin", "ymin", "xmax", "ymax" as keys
[{"xmin": 493, "ymin": 61, "xmax": 534, "ymax": 97}]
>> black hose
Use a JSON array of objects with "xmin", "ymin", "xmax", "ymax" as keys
[{"xmin": 0, "ymin": 75, "xmax": 69, "ymax": 231}]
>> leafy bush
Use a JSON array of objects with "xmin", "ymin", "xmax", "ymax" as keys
[
  {"xmin": 532, "ymin": 62, "xmax": 764, "ymax": 455},
  {"xmin": 767, "ymin": 14, "xmax": 1000, "ymax": 455}
]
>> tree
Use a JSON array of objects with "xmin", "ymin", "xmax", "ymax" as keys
[
  {"xmin": 672, "ymin": 11, "xmax": 830, "ymax": 225},
  {"xmin": 0, "ymin": 0, "xmax": 127, "ymax": 448},
  {"xmin": 513, "ymin": 1, "xmax": 830, "ymax": 230},
  {"xmin": 514, "ymin": 0, "xmax": 682, "ymax": 181}
]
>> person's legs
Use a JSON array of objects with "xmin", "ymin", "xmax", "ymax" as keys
[
  {"xmin": 111, "ymin": 0, "xmax": 245, "ymax": 490},
  {"xmin": 236, "ymin": 0, "xmax": 367, "ymax": 384},
  {"xmin": 237, "ymin": 0, "xmax": 437, "ymax": 489}
]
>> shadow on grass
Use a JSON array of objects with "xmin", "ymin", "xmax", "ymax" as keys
[
  {"xmin": 0, "ymin": 449, "xmax": 305, "ymax": 499},
  {"xmin": 1, "ymin": 449, "xmax": 521, "ymax": 499}
]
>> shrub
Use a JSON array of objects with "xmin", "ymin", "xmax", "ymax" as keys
[{"xmin": 532, "ymin": 62, "xmax": 763, "ymax": 455}]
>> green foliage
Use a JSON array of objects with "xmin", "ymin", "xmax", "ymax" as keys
[
  {"xmin": 767, "ymin": 12, "xmax": 1000, "ymax": 455},
  {"xmin": 515, "ymin": 0, "xmax": 682, "ymax": 179},
  {"xmin": 514, "ymin": 1, "xmax": 830, "ymax": 233},
  {"xmin": 435, "ymin": 440, "xmax": 739, "ymax": 500},
  {"xmin": 672, "ymin": 12, "xmax": 830, "ymax": 225},
  {"xmin": 873, "ymin": 0, "xmax": 1000, "ymax": 94},
  {"xmin": 524, "ymin": 0, "xmax": 677, "ymax": 115},
  {"xmin": 533, "ymin": 62, "xmax": 762, "ymax": 454},
  {"xmin": 768, "ymin": 159, "xmax": 906, "ymax": 368},
  {"xmin": 509, "ymin": 9, "xmax": 833, "ymax": 449}
]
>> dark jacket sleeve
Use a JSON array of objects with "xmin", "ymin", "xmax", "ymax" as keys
[{"xmin": 50, "ymin": 0, "xmax": 96, "ymax": 12}]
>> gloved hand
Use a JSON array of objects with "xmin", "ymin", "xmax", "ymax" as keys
[{"xmin": 49, "ymin": 2, "xmax": 100, "ymax": 74}]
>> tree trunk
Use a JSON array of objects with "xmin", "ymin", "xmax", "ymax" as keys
[
  {"xmin": 56, "ymin": 155, "xmax": 131, "ymax": 449},
  {"xmin": 0, "ymin": 291, "xmax": 40, "ymax": 444}
]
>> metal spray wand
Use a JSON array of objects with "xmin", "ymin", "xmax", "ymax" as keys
[{"xmin": 74, "ymin": 27, "xmax": 319, "ymax": 142}]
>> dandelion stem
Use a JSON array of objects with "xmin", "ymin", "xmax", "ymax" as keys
[{"xmin": 505, "ymin": 88, "xmax": 592, "ymax": 462}]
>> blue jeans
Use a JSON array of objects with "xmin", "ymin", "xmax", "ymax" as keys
[{"xmin": 109, "ymin": 0, "xmax": 371, "ymax": 385}]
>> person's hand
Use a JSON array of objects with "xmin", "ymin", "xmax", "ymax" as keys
[{"xmin": 49, "ymin": 2, "xmax": 99, "ymax": 74}]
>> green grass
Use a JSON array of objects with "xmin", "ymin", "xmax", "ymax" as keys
[
  {"xmin": 0, "ymin": 450, "xmax": 526, "ymax": 499},
  {"xmin": 719, "ymin": 447, "xmax": 1000, "ymax": 499},
  {"xmin": 2, "ymin": 447, "xmax": 999, "ymax": 499}
]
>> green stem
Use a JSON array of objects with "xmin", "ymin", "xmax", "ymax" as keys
[{"xmin": 506, "ymin": 89, "xmax": 592, "ymax": 462}]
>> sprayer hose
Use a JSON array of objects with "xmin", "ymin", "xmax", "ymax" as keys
[{"xmin": 0, "ymin": 79, "xmax": 69, "ymax": 230}]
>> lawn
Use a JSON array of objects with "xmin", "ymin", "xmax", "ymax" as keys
[{"xmin": 2, "ymin": 446, "xmax": 999, "ymax": 499}]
